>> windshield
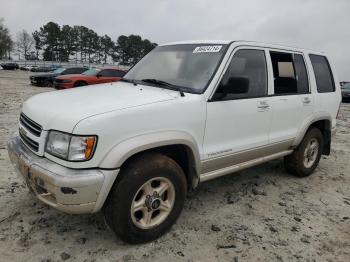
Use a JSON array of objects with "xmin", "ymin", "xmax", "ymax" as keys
[
  {"xmin": 341, "ymin": 83, "xmax": 350, "ymax": 90},
  {"xmin": 82, "ymin": 68, "xmax": 100, "ymax": 76},
  {"xmin": 53, "ymin": 68, "xmax": 65, "ymax": 74},
  {"xmin": 124, "ymin": 44, "xmax": 227, "ymax": 93}
]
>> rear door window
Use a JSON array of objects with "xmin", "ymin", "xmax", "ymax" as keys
[
  {"xmin": 270, "ymin": 51, "xmax": 310, "ymax": 95},
  {"xmin": 98, "ymin": 69, "xmax": 114, "ymax": 77},
  {"xmin": 99, "ymin": 69, "xmax": 125, "ymax": 77},
  {"xmin": 111, "ymin": 70, "xmax": 126, "ymax": 77},
  {"xmin": 309, "ymin": 54, "xmax": 335, "ymax": 93}
]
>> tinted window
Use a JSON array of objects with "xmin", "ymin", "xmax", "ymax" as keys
[
  {"xmin": 111, "ymin": 70, "xmax": 126, "ymax": 77},
  {"xmin": 270, "ymin": 52, "xmax": 297, "ymax": 94},
  {"xmin": 293, "ymin": 54, "xmax": 309, "ymax": 94},
  {"xmin": 98, "ymin": 69, "xmax": 114, "ymax": 77},
  {"xmin": 213, "ymin": 49, "xmax": 267, "ymax": 100},
  {"xmin": 270, "ymin": 52, "xmax": 310, "ymax": 95},
  {"xmin": 99, "ymin": 69, "xmax": 125, "ymax": 77},
  {"xmin": 309, "ymin": 54, "xmax": 335, "ymax": 93}
]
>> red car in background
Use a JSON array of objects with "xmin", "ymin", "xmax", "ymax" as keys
[{"xmin": 54, "ymin": 67, "xmax": 126, "ymax": 89}]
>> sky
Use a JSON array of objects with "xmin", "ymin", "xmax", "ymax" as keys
[{"xmin": 1, "ymin": 0, "xmax": 350, "ymax": 80}]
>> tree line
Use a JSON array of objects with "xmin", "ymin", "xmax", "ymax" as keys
[
  {"xmin": 0, "ymin": 19, "xmax": 157, "ymax": 66},
  {"xmin": 0, "ymin": 19, "xmax": 13, "ymax": 59}
]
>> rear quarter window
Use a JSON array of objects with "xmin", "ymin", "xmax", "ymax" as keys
[{"xmin": 309, "ymin": 54, "xmax": 335, "ymax": 93}]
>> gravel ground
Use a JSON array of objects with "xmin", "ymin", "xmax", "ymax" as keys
[{"xmin": 0, "ymin": 70, "xmax": 349, "ymax": 262}]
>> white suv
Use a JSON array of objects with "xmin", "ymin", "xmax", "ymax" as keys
[{"xmin": 8, "ymin": 41, "xmax": 341, "ymax": 243}]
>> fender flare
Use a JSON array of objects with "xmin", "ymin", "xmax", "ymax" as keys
[
  {"xmin": 293, "ymin": 111, "xmax": 332, "ymax": 147},
  {"xmin": 99, "ymin": 130, "xmax": 201, "ymax": 174}
]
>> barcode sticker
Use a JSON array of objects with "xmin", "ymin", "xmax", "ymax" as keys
[{"xmin": 193, "ymin": 45, "xmax": 222, "ymax": 53}]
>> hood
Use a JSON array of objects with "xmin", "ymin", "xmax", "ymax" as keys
[
  {"xmin": 22, "ymin": 82, "xmax": 177, "ymax": 132},
  {"xmin": 32, "ymin": 73, "xmax": 57, "ymax": 78}
]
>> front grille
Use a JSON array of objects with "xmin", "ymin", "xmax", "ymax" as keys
[
  {"xmin": 20, "ymin": 113, "xmax": 42, "ymax": 137},
  {"xmin": 19, "ymin": 129, "xmax": 39, "ymax": 152}
]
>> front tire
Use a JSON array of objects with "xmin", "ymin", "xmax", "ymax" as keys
[
  {"xmin": 284, "ymin": 128, "xmax": 324, "ymax": 177},
  {"xmin": 104, "ymin": 153, "xmax": 187, "ymax": 244}
]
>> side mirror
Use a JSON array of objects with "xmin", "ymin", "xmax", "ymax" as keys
[
  {"xmin": 96, "ymin": 73, "xmax": 102, "ymax": 78},
  {"xmin": 222, "ymin": 77, "xmax": 249, "ymax": 94}
]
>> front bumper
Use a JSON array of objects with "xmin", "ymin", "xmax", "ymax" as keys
[{"xmin": 7, "ymin": 135, "xmax": 119, "ymax": 214}]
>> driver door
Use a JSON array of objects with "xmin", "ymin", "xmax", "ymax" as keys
[
  {"xmin": 96, "ymin": 69, "xmax": 119, "ymax": 83},
  {"xmin": 202, "ymin": 48, "xmax": 272, "ymax": 173}
]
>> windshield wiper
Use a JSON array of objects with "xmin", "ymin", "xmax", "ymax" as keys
[{"xmin": 141, "ymin": 78, "xmax": 185, "ymax": 97}]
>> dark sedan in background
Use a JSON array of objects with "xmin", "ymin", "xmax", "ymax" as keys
[
  {"xmin": 1, "ymin": 63, "xmax": 19, "ymax": 70},
  {"xmin": 30, "ymin": 64, "xmax": 62, "ymax": 72},
  {"xmin": 341, "ymin": 83, "xmax": 350, "ymax": 102},
  {"xmin": 30, "ymin": 67, "xmax": 88, "ymax": 87}
]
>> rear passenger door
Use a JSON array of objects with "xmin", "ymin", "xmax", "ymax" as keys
[
  {"xmin": 203, "ymin": 48, "xmax": 272, "ymax": 173},
  {"xmin": 98, "ymin": 69, "xmax": 125, "ymax": 83},
  {"xmin": 268, "ymin": 51, "xmax": 314, "ymax": 144}
]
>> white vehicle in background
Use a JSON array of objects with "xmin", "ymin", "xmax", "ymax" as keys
[
  {"xmin": 8, "ymin": 40, "xmax": 341, "ymax": 243},
  {"xmin": 21, "ymin": 65, "xmax": 38, "ymax": 71}
]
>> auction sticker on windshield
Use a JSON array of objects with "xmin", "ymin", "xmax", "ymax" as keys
[{"xmin": 193, "ymin": 45, "xmax": 222, "ymax": 53}]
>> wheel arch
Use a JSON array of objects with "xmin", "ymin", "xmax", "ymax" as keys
[
  {"xmin": 295, "ymin": 115, "xmax": 332, "ymax": 155},
  {"xmin": 99, "ymin": 131, "xmax": 201, "ymax": 190},
  {"xmin": 74, "ymin": 80, "xmax": 88, "ymax": 87}
]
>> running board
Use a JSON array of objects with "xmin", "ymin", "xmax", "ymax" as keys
[{"xmin": 199, "ymin": 150, "xmax": 293, "ymax": 182}]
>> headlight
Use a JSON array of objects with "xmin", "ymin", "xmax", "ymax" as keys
[{"xmin": 45, "ymin": 130, "xmax": 97, "ymax": 161}]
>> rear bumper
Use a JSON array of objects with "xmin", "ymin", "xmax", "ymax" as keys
[{"xmin": 7, "ymin": 135, "xmax": 119, "ymax": 214}]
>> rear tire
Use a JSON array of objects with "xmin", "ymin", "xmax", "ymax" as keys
[
  {"xmin": 104, "ymin": 153, "xmax": 187, "ymax": 244},
  {"xmin": 284, "ymin": 128, "xmax": 324, "ymax": 177}
]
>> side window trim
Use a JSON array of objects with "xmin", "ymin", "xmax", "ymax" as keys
[{"xmin": 208, "ymin": 47, "xmax": 268, "ymax": 102}]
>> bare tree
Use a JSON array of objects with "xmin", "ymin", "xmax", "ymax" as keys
[
  {"xmin": 0, "ymin": 18, "xmax": 13, "ymax": 59},
  {"xmin": 16, "ymin": 29, "xmax": 34, "ymax": 60}
]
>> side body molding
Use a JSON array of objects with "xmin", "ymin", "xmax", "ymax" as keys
[{"xmin": 99, "ymin": 130, "xmax": 201, "ymax": 173}]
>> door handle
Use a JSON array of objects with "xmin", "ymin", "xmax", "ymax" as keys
[
  {"xmin": 257, "ymin": 101, "xmax": 270, "ymax": 111},
  {"xmin": 303, "ymin": 97, "xmax": 311, "ymax": 104},
  {"xmin": 258, "ymin": 105, "xmax": 270, "ymax": 109}
]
